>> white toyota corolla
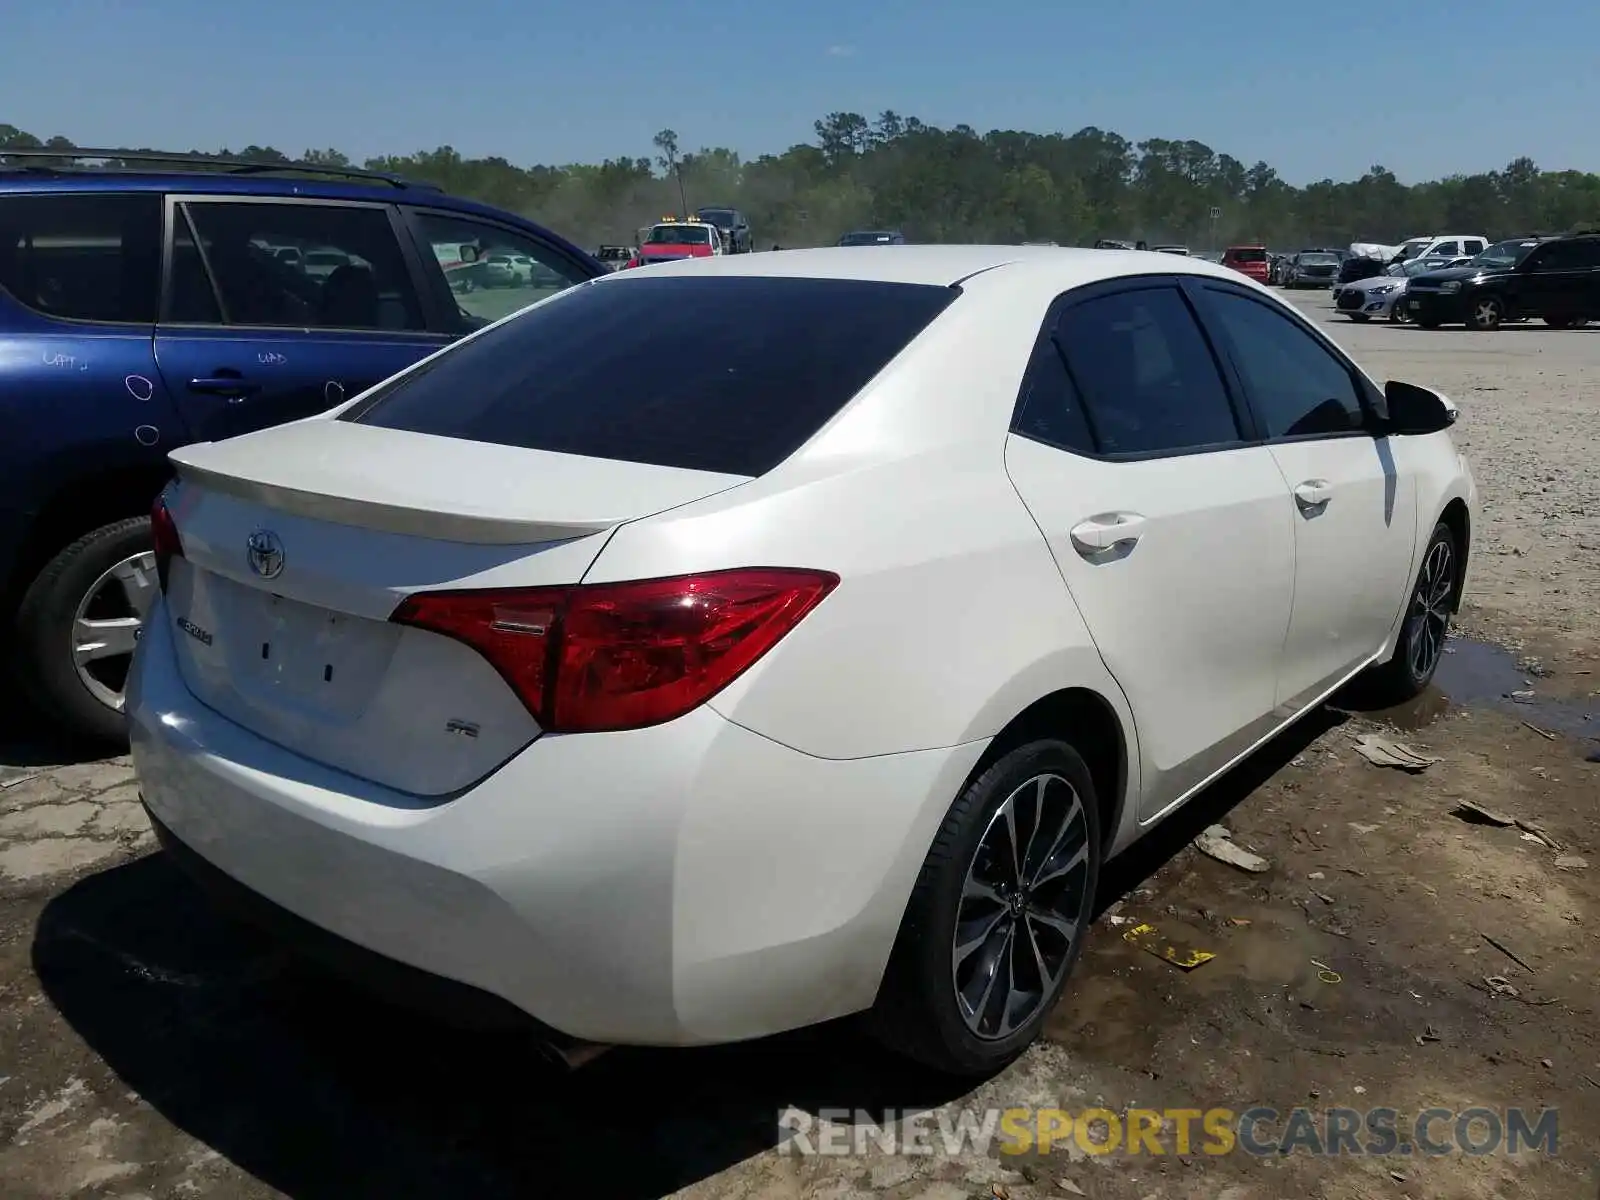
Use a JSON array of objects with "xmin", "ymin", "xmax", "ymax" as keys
[{"xmin": 128, "ymin": 246, "xmax": 1476, "ymax": 1076}]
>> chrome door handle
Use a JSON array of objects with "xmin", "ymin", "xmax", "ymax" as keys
[
  {"xmin": 1293, "ymin": 480, "xmax": 1332, "ymax": 512},
  {"xmin": 1069, "ymin": 513, "xmax": 1147, "ymax": 557}
]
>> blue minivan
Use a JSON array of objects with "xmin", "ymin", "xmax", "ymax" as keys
[{"xmin": 0, "ymin": 149, "xmax": 605, "ymax": 745}]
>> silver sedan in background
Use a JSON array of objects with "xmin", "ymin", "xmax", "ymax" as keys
[{"xmin": 1333, "ymin": 258, "xmax": 1465, "ymax": 322}]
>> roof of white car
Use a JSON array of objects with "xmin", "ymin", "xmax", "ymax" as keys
[{"xmin": 611, "ymin": 244, "xmax": 1245, "ymax": 289}]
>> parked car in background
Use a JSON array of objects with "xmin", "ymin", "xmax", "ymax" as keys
[
  {"xmin": 129, "ymin": 245, "xmax": 1475, "ymax": 1079},
  {"xmin": 595, "ymin": 245, "xmax": 634, "ymax": 271},
  {"xmin": 837, "ymin": 230, "xmax": 908, "ymax": 246},
  {"xmin": 1394, "ymin": 234, "xmax": 1488, "ymax": 265},
  {"xmin": 1151, "ymin": 245, "xmax": 1190, "ymax": 256},
  {"xmin": 626, "ymin": 217, "xmax": 726, "ymax": 267},
  {"xmin": 1283, "ymin": 250, "xmax": 1341, "ymax": 288},
  {"xmin": 1404, "ymin": 233, "xmax": 1591, "ymax": 330},
  {"xmin": 1333, "ymin": 258, "xmax": 1442, "ymax": 322},
  {"xmin": 1221, "ymin": 244, "xmax": 1270, "ymax": 284},
  {"xmin": 1092, "ymin": 238, "xmax": 1136, "ymax": 250},
  {"xmin": 0, "ymin": 148, "xmax": 604, "ymax": 745},
  {"xmin": 694, "ymin": 206, "xmax": 752, "ymax": 254}
]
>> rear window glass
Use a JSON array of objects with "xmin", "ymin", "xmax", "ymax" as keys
[
  {"xmin": 1226, "ymin": 248, "xmax": 1267, "ymax": 262},
  {"xmin": 344, "ymin": 275, "xmax": 958, "ymax": 476}
]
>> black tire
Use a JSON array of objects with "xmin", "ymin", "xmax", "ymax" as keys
[
  {"xmin": 1389, "ymin": 302, "xmax": 1408, "ymax": 323},
  {"xmin": 12, "ymin": 516, "xmax": 154, "ymax": 748},
  {"xmin": 1466, "ymin": 295, "xmax": 1504, "ymax": 331},
  {"xmin": 1416, "ymin": 317, "xmax": 1441, "ymax": 330},
  {"xmin": 868, "ymin": 738, "xmax": 1102, "ymax": 1076},
  {"xmin": 1544, "ymin": 315, "xmax": 1587, "ymax": 329},
  {"xmin": 1360, "ymin": 521, "xmax": 1458, "ymax": 706}
]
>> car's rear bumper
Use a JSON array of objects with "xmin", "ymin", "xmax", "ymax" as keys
[{"xmin": 128, "ymin": 600, "xmax": 985, "ymax": 1046}]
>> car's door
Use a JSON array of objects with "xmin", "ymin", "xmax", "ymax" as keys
[
  {"xmin": 397, "ymin": 207, "xmax": 595, "ymax": 335},
  {"xmin": 153, "ymin": 196, "xmax": 450, "ymax": 443},
  {"xmin": 1513, "ymin": 239, "xmax": 1590, "ymax": 318},
  {"xmin": 1191, "ymin": 280, "xmax": 1419, "ymax": 712},
  {"xmin": 1003, "ymin": 279, "xmax": 1297, "ymax": 821}
]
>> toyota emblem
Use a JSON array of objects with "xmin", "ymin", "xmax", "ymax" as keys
[{"xmin": 246, "ymin": 530, "xmax": 285, "ymax": 580}]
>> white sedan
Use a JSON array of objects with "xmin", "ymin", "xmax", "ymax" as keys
[{"xmin": 128, "ymin": 246, "xmax": 1476, "ymax": 1077}]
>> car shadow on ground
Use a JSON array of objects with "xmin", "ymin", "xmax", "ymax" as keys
[
  {"xmin": 31, "ymin": 706, "xmax": 1348, "ymax": 1199},
  {"xmin": 0, "ymin": 687, "xmax": 109, "ymax": 772}
]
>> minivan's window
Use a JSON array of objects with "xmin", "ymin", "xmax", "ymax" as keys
[
  {"xmin": 344, "ymin": 275, "xmax": 958, "ymax": 477},
  {"xmin": 172, "ymin": 201, "xmax": 424, "ymax": 331},
  {"xmin": 1471, "ymin": 239, "xmax": 1542, "ymax": 269},
  {"xmin": 0, "ymin": 193, "xmax": 161, "ymax": 323}
]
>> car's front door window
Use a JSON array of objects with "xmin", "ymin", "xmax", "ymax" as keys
[
  {"xmin": 1199, "ymin": 289, "xmax": 1365, "ymax": 439},
  {"xmin": 408, "ymin": 211, "xmax": 589, "ymax": 332}
]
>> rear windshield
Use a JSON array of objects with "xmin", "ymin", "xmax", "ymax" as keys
[
  {"xmin": 1226, "ymin": 248, "xmax": 1267, "ymax": 262},
  {"xmin": 343, "ymin": 275, "xmax": 958, "ymax": 476}
]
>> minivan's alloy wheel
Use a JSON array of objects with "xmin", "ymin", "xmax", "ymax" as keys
[
  {"xmin": 13, "ymin": 516, "xmax": 155, "ymax": 748},
  {"xmin": 953, "ymin": 773, "xmax": 1092, "ymax": 1040},
  {"xmin": 1358, "ymin": 521, "xmax": 1457, "ymax": 706},
  {"xmin": 869, "ymin": 739, "xmax": 1102, "ymax": 1076},
  {"xmin": 1468, "ymin": 297, "xmax": 1504, "ymax": 331}
]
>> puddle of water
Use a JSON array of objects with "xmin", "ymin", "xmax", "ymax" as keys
[{"xmin": 1371, "ymin": 637, "xmax": 1599, "ymax": 740}]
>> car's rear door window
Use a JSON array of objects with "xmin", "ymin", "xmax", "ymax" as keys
[
  {"xmin": 169, "ymin": 200, "xmax": 424, "ymax": 331},
  {"xmin": 1051, "ymin": 285, "xmax": 1242, "ymax": 456},
  {"xmin": 0, "ymin": 193, "xmax": 161, "ymax": 324},
  {"xmin": 344, "ymin": 275, "xmax": 957, "ymax": 476}
]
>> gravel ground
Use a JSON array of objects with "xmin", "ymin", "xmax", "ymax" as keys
[{"xmin": 1, "ymin": 290, "xmax": 1597, "ymax": 1200}]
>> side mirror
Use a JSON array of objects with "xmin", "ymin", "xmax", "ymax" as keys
[
  {"xmin": 1384, "ymin": 380, "xmax": 1458, "ymax": 436},
  {"xmin": 458, "ymin": 244, "xmax": 480, "ymax": 264}
]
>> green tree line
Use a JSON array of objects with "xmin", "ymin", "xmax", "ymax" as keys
[{"xmin": 6, "ymin": 114, "xmax": 1599, "ymax": 251}]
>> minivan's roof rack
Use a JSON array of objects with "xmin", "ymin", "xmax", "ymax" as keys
[{"xmin": 0, "ymin": 147, "xmax": 440, "ymax": 191}]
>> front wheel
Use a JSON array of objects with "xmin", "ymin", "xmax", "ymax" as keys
[
  {"xmin": 1466, "ymin": 296, "xmax": 1505, "ymax": 331},
  {"xmin": 1347, "ymin": 313, "xmax": 1371, "ymax": 322},
  {"xmin": 868, "ymin": 739, "xmax": 1101, "ymax": 1076},
  {"xmin": 12, "ymin": 516, "xmax": 157, "ymax": 748},
  {"xmin": 1389, "ymin": 301, "xmax": 1409, "ymax": 323},
  {"xmin": 1359, "ymin": 521, "xmax": 1458, "ymax": 706}
]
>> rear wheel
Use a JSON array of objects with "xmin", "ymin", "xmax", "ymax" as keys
[
  {"xmin": 1360, "ymin": 521, "xmax": 1457, "ymax": 706},
  {"xmin": 1544, "ymin": 315, "xmax": 1588, "ymax": 329},
  {"xmin": 12, "ymin": 517, "xmax": 156, "ymax": 748},
  {"xmin": 868, "ymin": 739, "xmax": 1101, "ymax": 1076},
  {"xmin": 1466, "ymin": 296, "xmax": 1505, "ymax": 331}
]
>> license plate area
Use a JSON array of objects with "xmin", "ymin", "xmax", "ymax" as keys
[{"xmin": 206, "ymin": 573, "xmax": 401, "ymax": 721}]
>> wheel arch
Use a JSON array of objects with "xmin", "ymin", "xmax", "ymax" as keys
[
  {"xmin": 4, "ymin": 460, "xmax": 172, "ymax": 611},
  {"xmin": 966, "ymin": 686, "xmax": 1132, "ymax": 856},
  {"xmin": 1438, "ymin": 496, "xmax": 1471, "ymax": 613}
]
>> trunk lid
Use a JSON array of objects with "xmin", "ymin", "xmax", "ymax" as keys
[{"xmin": 161, "ymin": 419, "xmax": 750, "ymax": 795}]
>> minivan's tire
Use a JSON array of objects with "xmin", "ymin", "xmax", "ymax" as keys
[
  {"xmin": 1359, "ymin": 521, "xmax": 1457, "ymax": 706},
  {"xmin": 868, "ymin": 739, "xmax": 1102, "ymax": 1076},
  {"xmin": 13, "ymin": 517, "xmax": 156, "ymax": 748},
  {"xmin": 1466, "ymin": 296, "xmax": 1505, "ymax": 331}
]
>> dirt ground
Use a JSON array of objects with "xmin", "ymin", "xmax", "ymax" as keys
[{"xmin": 1, "ymin": 292, "xmax": 1597, "ymax": 1200}]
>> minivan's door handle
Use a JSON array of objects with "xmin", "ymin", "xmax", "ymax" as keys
[
  {"xmin": 1069, "ymin": 513, "xmax": 1147, "ymax": 557},
  {"xmin": 188, "ymin": 372, "xmax": 260, "ymax": 399},
  {"xmin": 1293, "ymin": 480, "xmax": 1332, "ymax": 512}
]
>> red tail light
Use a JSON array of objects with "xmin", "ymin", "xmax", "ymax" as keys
[
  {"xmin": 390, "ymin": 568, "xmax": 839, "ymax": 733},
  {"xmin": 151, "ymin": 494, "xmax": 184, "ymax": 592}
]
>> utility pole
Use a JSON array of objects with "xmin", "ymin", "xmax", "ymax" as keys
[{"xmin": 1209, "ymin": 206, "xmax": 1221, "ymax": 254}]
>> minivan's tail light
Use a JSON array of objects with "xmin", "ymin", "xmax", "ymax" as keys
[
  {"xmin": 151, "ymin": 494, "xmax": 184, "ymax": 592},
  {"xmin": 390, "ymin": 568, "xmax": 839, "ymax": 733}
]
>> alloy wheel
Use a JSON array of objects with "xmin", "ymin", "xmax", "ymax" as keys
[
  {"xmin": 1472, "ymin": 298, "xmax": 1503, "ymax": 329},
  {"xmin": 71, "ymin": 551, "xmax": 158, "ymax": 712},
  {"xmin": 1406, "ymin": 539, "xmax": 1454, "ymax": 681},
  {"xmin": 952, "ymin": 773, "xmax": 1092, "ymax": 1039}
]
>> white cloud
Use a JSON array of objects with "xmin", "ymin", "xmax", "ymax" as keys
[{"xmin": 826, "ymin": 44, "xmax": 857, "ymax": 57}]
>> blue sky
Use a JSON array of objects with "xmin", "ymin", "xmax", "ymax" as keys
[{"xmin": 5, "ymin": 0, "xmax": 1597, "ymax": 185}]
